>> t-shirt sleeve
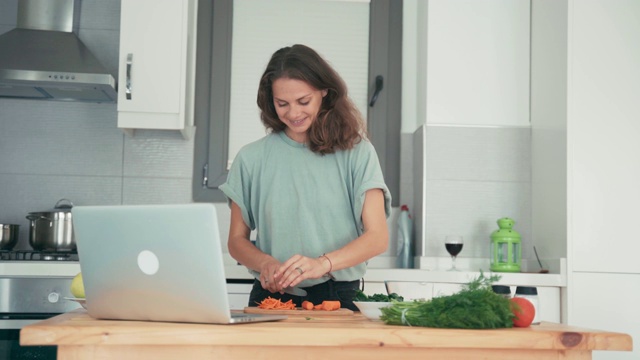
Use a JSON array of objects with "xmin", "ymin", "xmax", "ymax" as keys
[
  {"xmin": 352, "ymin": 141, "xmax": 392, "ymax": 232},
  {"xmin": 219, "ymin": 154, "xmax": 256, "ymax": 230}
]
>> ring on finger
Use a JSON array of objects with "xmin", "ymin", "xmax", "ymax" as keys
[{"xmin": 295, "ymin": 267, "xmax": 304, "ymax": 275}]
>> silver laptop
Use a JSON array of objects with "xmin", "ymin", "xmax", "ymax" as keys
[{"xmin": 72, "ymin": 203, "xmax": 286, "ymax": 324}]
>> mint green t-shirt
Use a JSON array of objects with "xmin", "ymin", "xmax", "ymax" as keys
[{"xmin": 220, "ymin": 131, "xmax": 391, "ymax": 287}]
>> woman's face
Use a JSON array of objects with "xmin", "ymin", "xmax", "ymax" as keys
[{"xmin": 272, "ymin": 77, "xmax": 327, "ymax": 143}]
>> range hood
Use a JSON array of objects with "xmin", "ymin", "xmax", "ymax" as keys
[{"xmin": 0, "ymin": 0, "xmax": 117, "ymax": 103}]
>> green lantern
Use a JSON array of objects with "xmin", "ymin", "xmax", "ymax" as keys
[{"xmin": 490, "ymin": 217, "xmax": 521, "ymax": 272}]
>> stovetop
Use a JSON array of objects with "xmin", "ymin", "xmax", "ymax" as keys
[
  {"xmin": 0, "ymin": 250, "xmax": 81, "ymax": 277},
  {"xmin": 0, "ymin": 250, "xmax": 79, "ymax": 262}
]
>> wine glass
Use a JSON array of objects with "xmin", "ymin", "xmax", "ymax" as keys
[{"xmin": 444, "ymin": 235, "xmax": 464, "ymax": 271}]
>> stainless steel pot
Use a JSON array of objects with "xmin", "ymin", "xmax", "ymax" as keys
[
  {"xmin": 26, "ymin": 199, "xmax": 76, "ymax": 252},
  {"xmin": 0, "ymin": 224, "xmax": 19, "ymax": 250}
]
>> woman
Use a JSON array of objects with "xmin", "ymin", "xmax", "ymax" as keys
[{"xmin": 220, "ymin": 44, "xmax": 391, "ymax": 311}]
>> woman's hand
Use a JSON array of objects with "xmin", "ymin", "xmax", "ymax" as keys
[
  {"xmin": 274, "ymin": 254, "xmax": 331, "ymax": 289},
  {"xmin": 228, "ymin": 201, "xmax": 290, "ymax": 293},
  {"xmin": 260, "ymin": 258, "xmax": 285, "ymax": 293}
]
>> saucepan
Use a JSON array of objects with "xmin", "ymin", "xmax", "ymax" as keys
[
  {"xmin": 26, "ymin": 199, "xmax": 76, "ymax": 252},
  {"xmin": 0, "ymin": 224, "xmax": 20, "ymax": 250}
]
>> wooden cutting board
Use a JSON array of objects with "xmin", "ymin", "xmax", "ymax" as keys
[{"xmin": 243, "ymin": 307, "xmax": 354, "ymax": 316}]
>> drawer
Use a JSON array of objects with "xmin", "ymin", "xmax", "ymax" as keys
[{"xmin": 226, "ymin": 283, "xmax": 252, "ymax": 310}]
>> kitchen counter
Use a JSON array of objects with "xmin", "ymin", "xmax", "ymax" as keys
[
  {"xmin": 21, "ymin": 310, "xmax": 631, "ymax": 360},
  {"xmin": 2, "ymin": 262, "xmax": 564, "ymax": 287},
  {"xmin": 1, "ymin": 255, "xmax": 566, "ymax": 288},
  {"xmin": 225, "ymin": 265, "xmax": 566, "ymax": 287},
  {"xmin": 0, "ymin": 261, "xmax": 80, "ymax": 276},
  {"xmin": 225, "ymin": 254, "xmax": 568, "ymax": 287}
]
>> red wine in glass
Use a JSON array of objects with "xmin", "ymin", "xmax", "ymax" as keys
[
  {"xmin": 445, "ymin": 243, "xmax": 463, "ymax": 257},
  {"xmin": 444, "ymin": 236, "xmax": 464, "ymax": 271}
]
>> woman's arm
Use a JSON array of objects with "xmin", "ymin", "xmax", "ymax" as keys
[
  {"xmin": 227, "ymin": 201, "xmax": 284, "ymax": 293},
  {"xmin": 324, "ymin": 188, "xmax": 389, "ymax": 268},
  {"xmin": 276, "ymin": 188, "xmax": 389, "ymax": 288}
]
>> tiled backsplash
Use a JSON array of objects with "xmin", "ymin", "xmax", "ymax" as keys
[
  {"xmin": 415, "ymin": 125, "xmax": 532, "ymax": 263},
  {"xmin": 0, "ymin": 97, "xmax": 203, "ymax": 249}
]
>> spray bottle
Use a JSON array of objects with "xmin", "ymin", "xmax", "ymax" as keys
[{"xmin": 396, "ymin": 205, "xmax": 414, "ymax": 268}]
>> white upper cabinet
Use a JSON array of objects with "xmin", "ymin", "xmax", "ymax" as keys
[
  {"xmin": 424, "ymin": 0, "xmax": 530, "ymax": 127},
  {"xmin": 117, "ymin": 0, "xmax": 197, "ymax": 139},
  {"xmin": 568, "ymin": 0, "xmax": 640, "ymax": 274},
  {"xmin": 532, "ymin": 2, "xmax": 640, "ymax": 350}
]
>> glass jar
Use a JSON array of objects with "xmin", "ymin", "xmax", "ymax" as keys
[{"xmin": 491, "ymin": 285, "xmax": 512, "ymax": 299}]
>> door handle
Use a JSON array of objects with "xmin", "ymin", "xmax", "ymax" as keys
[
  {"xmin": 368, "ymin": 75, "xmax": 384, "ymax": 107},
  {"xmin": 126, "ymin": 53, "xmax": 133, "ymax": 100}
]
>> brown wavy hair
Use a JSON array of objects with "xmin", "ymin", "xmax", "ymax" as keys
[{"xmin": 256, "ymin": 44, "xmax": 366, "ymax": 155}]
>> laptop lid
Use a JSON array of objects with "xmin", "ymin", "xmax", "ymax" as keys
[{"xmin": 72, "ymin": 203, "xmax": 286, "ymax": 324}]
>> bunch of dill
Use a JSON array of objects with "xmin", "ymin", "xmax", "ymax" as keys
[{"xmin": 379, "ymin": 273, "xmax": 514, "ymax": 329}]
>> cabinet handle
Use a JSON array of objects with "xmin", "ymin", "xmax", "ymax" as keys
[
  {"xmin": 369, "ymin": 75, "xmax": 384, "ymax": 107},
  {"xmin": 126, "ymin": 53, "xmax": 133, "ymax": 100}
]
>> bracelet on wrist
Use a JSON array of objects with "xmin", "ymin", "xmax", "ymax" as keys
[{"xmin": 319, "ymin": 254, "xmax": 335, "ymax": 279}]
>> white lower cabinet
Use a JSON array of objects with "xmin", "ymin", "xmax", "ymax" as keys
[
  {"xmin": 571, "ymin": 273, "xmax": 640, "ymax": 360},
  {"xmin": 226, "ymin": 283, "xmax": 252, "ymax": 310},
  {"xmin": 433, "ymin": 283, "xmax": 462, "ymax": 297},
  {"xmin": 533, "ymin": 287, "xmax": 561, "ymax": 324},
  {"xmin": 362, "ymin": 282, "xmax": 387, "ymax": 297}
]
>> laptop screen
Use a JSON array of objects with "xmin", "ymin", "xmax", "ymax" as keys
[{"xmin": 73, "ymin": 203, "xmax": 243, "ymax": 324}]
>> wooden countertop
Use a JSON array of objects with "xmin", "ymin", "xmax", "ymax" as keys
[{"xmin": 21, "ymin": 310, "xmax": 631, "ymax": 360}]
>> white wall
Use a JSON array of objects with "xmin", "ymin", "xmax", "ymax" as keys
[
  {"xmin": 425, "ymin": 0, "xmax": 530, "ymax": 127},
  {"xmin": 406, "ymin": 0, "xmax": 533, "ymax": 267},
  {"xmin": 530, "ymin": 0, "xmax": 568, "ymax": 261},
  {"xmin": 532, "ymin": 1, "xmax": 640, "ymax": 358},
  {"xmin": 568, "ymin": 0, "xmax": 640, "ymax": 274},
  {"xmin": 567, "ymin": 2, "xmax": 640, "ymax": 357}
]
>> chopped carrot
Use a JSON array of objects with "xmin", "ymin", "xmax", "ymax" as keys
[
  {"xmin": 313, "ymin": 304, "xmax": 324, "ymax": 310},
  {"xmin": 256, "ymin": 296, "xmax": 297, "ymax": 310},
  {"xmin": 301, "ymin": 300, "xmax": 315, "ymax": 310},
  {"xmin": 321, "ymin": 300, "xmax": 341, "ymax": 311}
]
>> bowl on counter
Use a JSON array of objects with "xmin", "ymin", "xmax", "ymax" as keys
[
  {"xmin": 353, "ymin": 301, "xmax": 392, "ymax": 321},
  {"xmin": 385, "ymin": 281, "xmax": 435, "ymax": 301}
]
